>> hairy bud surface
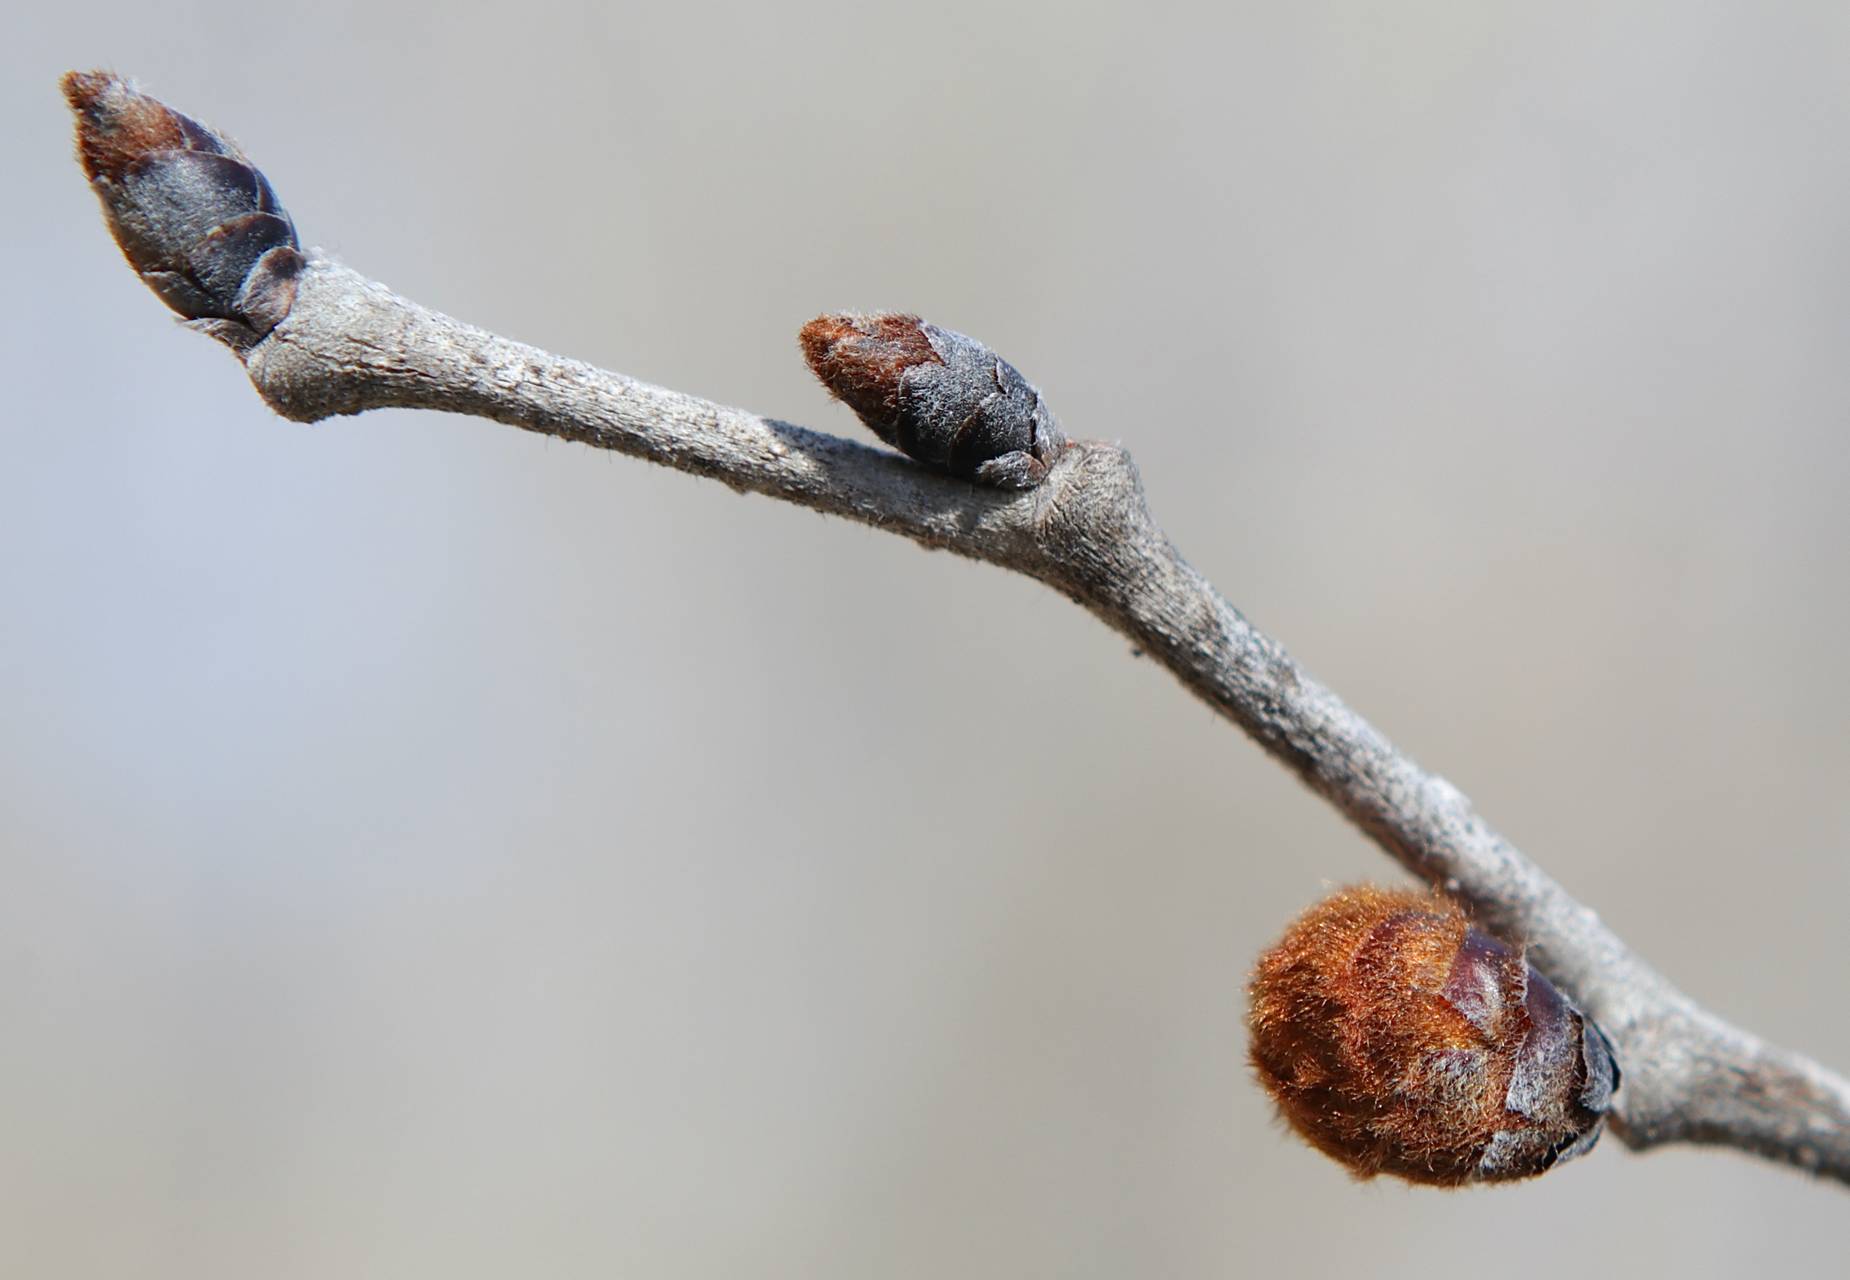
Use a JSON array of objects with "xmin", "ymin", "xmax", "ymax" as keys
[
  {"xmin": 64, "ymin": 70, "xmax": 302, "ymax": 339},
  {"xmin": 800, "ymin": 313, "xmax": 1067, "ymax": 489},
  {"xmin": 1249, "ymin": 885, "xmax": 1619, "ymax": 1185}
]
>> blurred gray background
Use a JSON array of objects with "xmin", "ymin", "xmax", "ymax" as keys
[{"xmin": 7, "ymin": 2, "xmax": 1849, "ymax": 1276}]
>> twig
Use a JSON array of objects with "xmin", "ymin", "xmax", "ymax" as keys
[{"xmin": 65, "ymin": 71, "xmax": 1850, "ymax": 1187}]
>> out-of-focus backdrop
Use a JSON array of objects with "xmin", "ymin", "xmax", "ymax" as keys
[{"xmin": 7, "ymin": 4, "xmax": 1848, "ymax": 1276}]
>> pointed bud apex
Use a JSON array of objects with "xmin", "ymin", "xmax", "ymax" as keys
[
  {"xmin": 800, "ymin": 313, "xmax": 1067, "ymax": 489},
  {"xmin": 63, "ymin": 70, "xmax": 302, "ymax": 339},
  {"xmin": 1248, "ymin": 885, "xmax": 1619, "ymax": 1186}
]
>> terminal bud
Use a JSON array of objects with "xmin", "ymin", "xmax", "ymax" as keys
[{"xmin": 64, "ymin": 70, "xmax": 303, "ymax": 340}]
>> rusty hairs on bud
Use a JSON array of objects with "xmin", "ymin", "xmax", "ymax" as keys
[
  {"xmin": 800, "ymin": 313, "xmax": 1067, "ymax": 490},
  {"xmin": 1248, "ymin": 885, "xmax": 1619, "ymax": 1186},
  {"xmin": 63, "ymin": 70, "xmax": 302, "ymax": 340}
]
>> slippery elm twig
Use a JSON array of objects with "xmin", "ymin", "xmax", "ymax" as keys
[{"xmin": 61, "ymin": 69, "xmax": 1850, "ymax": 1188}]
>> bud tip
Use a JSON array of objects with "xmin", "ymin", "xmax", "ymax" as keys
[
  {"xmin": 799, "ymin": 312, "xmax": 941, "ymax": 433},
  {"xmin": 63, "ymin": 70, "xmax": 186, "ymax": 185}
]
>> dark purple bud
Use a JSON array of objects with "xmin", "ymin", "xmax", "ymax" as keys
[
  {"xmin": 1450, "ymin": 926, "xmax": 1620, "ymax": 1180},
  {"xmin": 63, "ymin": 70, "xmax": 302, "ymax": 338},
  {"xmin": 799, "ymin": 313, "xmax": 1067, "ymax": 489}
]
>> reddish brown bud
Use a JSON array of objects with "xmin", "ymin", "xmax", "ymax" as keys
[
  {"xmin": 799, "ymin": 313, "xmax": 1067, "ymax": 489},
  {"xmin": 1248, "ymin": 885, "xmax": 1618, "ymax": 1186},
  {"xmin": 62, "ymin": 70, "xmax": 302, "ymax": 339}
]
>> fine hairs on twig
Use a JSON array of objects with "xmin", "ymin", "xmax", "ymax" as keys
[{"xmin": 62, "ymin": 71, "xmax": 1850, "ymax": 1190}]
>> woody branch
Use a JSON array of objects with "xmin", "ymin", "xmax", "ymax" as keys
[{"xmin": 64, "ymin": 71, "xmax": 1850, "ymax": 1187}]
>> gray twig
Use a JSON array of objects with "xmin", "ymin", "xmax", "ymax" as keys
[
  {"xmin": 241, "ymin": 259, "xmax": 1850, "ymax": 1184},
  {"xmin": 68, "ymin": 70, "xmax": 1850, "ymax": 1187}
]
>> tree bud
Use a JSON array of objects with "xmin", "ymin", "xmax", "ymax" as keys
[
  {"xmin": 63, "ymin": 70, "xmax": 302, "ymax": 339},
  {"xmin": 799, "ymin": 313, "xmax": 1067, "ymax": 489},
  {"xmin": 1248, "ymin": 885, "xmax": 1618, "ymax": 1186}
]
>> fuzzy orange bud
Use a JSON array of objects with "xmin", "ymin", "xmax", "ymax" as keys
[{"xmin": 1248, "ymin": 885, "xmax": 1618, "ymax": 1186}]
